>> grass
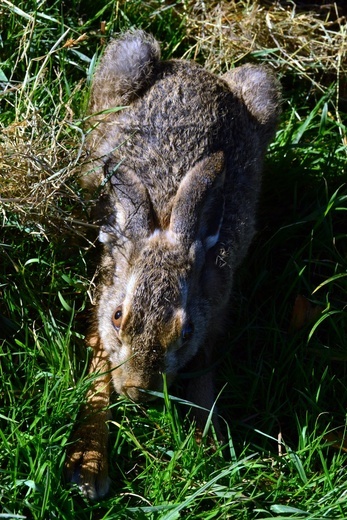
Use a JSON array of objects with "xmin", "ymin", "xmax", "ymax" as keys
[{"xmin": 1, "ymin": 1, "xmax": 347, "ymax": 518}]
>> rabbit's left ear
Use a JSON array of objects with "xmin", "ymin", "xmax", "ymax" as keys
[
  {"xmin": 170, "ymin": 151, "xmax": 225, "ymax": 250},
  {"xmin": 99, "ymin": 158, "xmax": 154, "ymax": 243}
]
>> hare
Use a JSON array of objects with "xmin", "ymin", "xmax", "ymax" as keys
[{"xmin": 65, "ymin": 30, "xmax": 281, "ymax": 499}]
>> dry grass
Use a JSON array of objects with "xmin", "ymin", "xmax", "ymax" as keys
[
  {"xmin": 184, "ymin": 1, "xmax": 347, "ymax": 87},
  {"xmin": 0, "ymin": 63, "xmax": 88, "ymax": 236},
  {"xmin": 1, "ymin": 118, "xmax": 82, "ymax": 226}
]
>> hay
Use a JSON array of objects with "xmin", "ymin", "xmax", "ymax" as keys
[
  {"xmin": 0, "ymin": 77, "xmax": 92, "ymax": 237},
  {"xmin": 0, "ymin": 118, "xmax": 86, "ymax": 235},
  {"xmin": 183, "ymin": 1, "xmax": 347, "ymax": 92}
]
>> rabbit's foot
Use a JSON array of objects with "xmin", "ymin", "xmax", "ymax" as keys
[{"xmin": 65, "ymin": 418, "xmax": 110, "ymax": 500}]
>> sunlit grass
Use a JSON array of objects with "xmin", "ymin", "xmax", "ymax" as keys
[{"xmin": 1, "ymin": 1, "xmax": 347, "ymax": 518}]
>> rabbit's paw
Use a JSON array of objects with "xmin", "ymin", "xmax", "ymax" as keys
[{"xmin": 65, "ymin": 422, "xmax": 110, "ymax": 500}]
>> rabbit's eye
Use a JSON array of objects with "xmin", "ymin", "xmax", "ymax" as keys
[
  {"xmin": 182, "ymin": 321, "xmax": 194, "ymax": 343},
  {"xmin": 112, "ymin": 305, "xmax": 123, "ymax": 331}
]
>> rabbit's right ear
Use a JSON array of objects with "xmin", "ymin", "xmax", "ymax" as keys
[
  {"xmin": 99, "ymin": 159, "xmax": 153, "ymax": 243},
  {"xmin": 222, "ymin": 65, "xmax": 281, "ymax": 148},
  {"xmin": 170, "ymin": 151, "xmax": 225, "ymax": 250}
]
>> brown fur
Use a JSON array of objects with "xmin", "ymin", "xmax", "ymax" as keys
[{"xmin": 65, "ymin": 29, "xmax": 281, "ymax": 499}]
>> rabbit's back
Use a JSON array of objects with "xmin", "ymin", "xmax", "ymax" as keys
[
  {"xmin": 104, "ymin": 62, "xmax": 238, "ymax": 222},
  {"xmin": 85, "ymin": 55, "xmax": 271, "ymax": 253}
]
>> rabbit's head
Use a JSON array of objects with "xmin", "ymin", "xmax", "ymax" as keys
[{"xmin": 97, "ymin": 152, "xmax": 226, "ymax": 401}]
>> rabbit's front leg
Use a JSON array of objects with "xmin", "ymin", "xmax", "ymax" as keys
[
  {"xmin": 65, "ymin": 331, "xmax": 111, "ymax": 500},
  {"xmin": 183, "ymin": 340, "xmax": 223, "ymax": 443}
]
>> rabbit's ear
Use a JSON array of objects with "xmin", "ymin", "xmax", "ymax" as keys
[
  {"xmin": 170, "ymin": 151, "xmax": 225, "ymax": 249},
  {"xmin": 90, "ymin": 30, "xmax": 160, "ymax": 112},
  {"xmin": 222, "ymin": 65, "xmax": 280, "ymax": 147},
  {"xmin": 99, "ymin": 159, "xmax": 153, "ymax": 243}
]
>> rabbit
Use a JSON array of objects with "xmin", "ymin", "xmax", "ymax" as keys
[{"xmin": 65, "ymin": 29, "xmax": 281, "ymax": 500}]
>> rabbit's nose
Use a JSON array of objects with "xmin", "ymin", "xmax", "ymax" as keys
[
  {"xmin": 123, "ymin": 385, "xmax": 157, "ymax": 403},
  {"xmin": 122, "ymin": 372, "xmax": 164, "ymax": 402}
]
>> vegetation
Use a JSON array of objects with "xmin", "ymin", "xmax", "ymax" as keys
[{"xmin": 1, "ymin": 1, "xmax": 346, "ymax": 518}]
